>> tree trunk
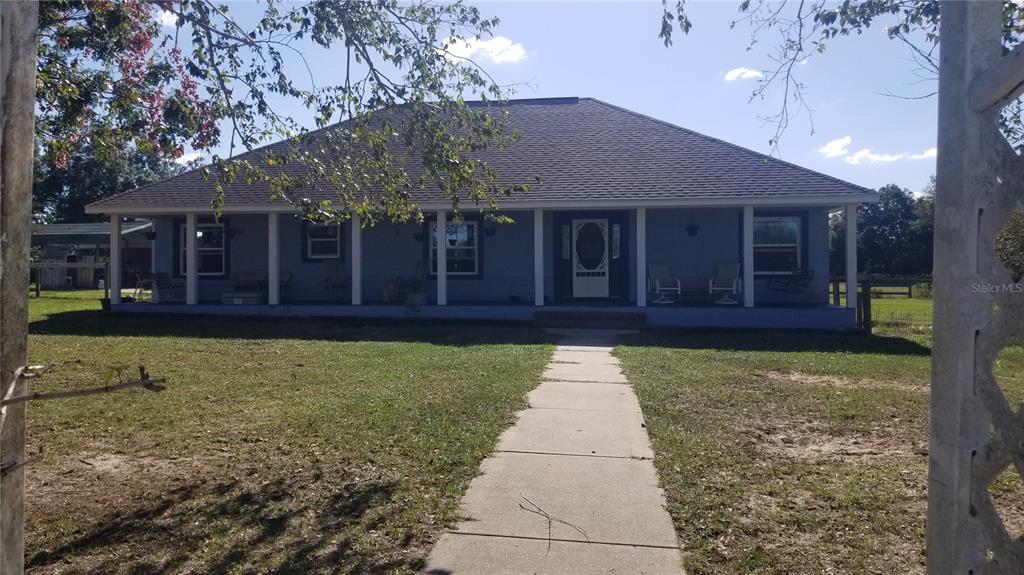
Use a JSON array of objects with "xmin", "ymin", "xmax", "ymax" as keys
[{"xmin": 1, "ymin": 3, "xmax": 39, "ymax": 574}]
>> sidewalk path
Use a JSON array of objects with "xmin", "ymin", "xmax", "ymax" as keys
[{"xmin": 423, "ymin": 329, "xmax": 684, "ymax": 574}]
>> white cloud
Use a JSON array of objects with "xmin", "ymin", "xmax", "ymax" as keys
[
  {"xmin": 909, "ymin": 147, "xmax": 937, "ymax": 160},
  {"xmin": 817, "ymin": 136, "xmax": 852, "ymax": 159},
  {"xmin": 845, "ymin": 149, "xmax": 906, "ymax": 165},
  {"xmin": 158, "ymin": 10, "xmax": 179, "ymax": 27},
  {"xmin": 818, "ymin": 137, "xmax": 937, "ymax": 165},
  {"xmin": 175, "ymin": 152, "xmax": 201, "ymax": 165},
  {"xmin": 723, "ymin": 67, "xmax": 764, "ymax": 81},
  {"xmin": 443, "ymin": 36, "xmax": 526, "ymax": 64}
]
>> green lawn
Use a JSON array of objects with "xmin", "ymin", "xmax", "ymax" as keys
[
  {"xmin": 616, "ymin": 331, "xmax": 1024, "ymax": 574},
  {"xmin": 25, "ymin": 291, "xmax": 554, "ymax": 574},
  {"xmin": 26, "ymin": 291, "xmax": 1022, "ymax": 574}
]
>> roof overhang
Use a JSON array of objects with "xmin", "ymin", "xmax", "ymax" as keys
[{"xmin": 85, "ymin": 192, "xmax": 878, "ymax": 216}]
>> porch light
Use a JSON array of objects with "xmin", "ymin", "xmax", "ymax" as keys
[
  {"xmin": 484, "ymin": 218, "xmax": 496, "ymax": 237},
  {"xmin": 686, "ymin": 224, "xmax": 700, "ymax": 236}
]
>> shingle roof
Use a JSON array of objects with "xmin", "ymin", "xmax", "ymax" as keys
[
  {"xmin": 86, "ymin": 97, "xmax": 873, "ymax": 212},
  {"xmin": 32, "ymin": 221, "xmax": 151, "ymax": 237}
]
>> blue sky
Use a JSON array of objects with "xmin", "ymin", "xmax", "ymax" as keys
[{"xmin": 176, "ymin": 1, "xmax": 939, "ymax": 194}]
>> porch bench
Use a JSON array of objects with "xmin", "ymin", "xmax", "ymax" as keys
[{"xmin": 220, "ymin": 290, "xmax": 265, "ymax": 305}]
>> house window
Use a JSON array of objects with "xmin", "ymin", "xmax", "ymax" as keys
[
  {"xmin": 179, "ymin": 222, "xmax": 226, "ymax": 276},
  {"xmin": 753, "ymin": 216, "xmax": 802, "ymax": 275},
  {"xmin": 430, "ymin": 221, "xmax": 479, "ymax": 276},
  {"xmin": 306, "ymin": 223, "xmax": 342, "ymax": 260}
]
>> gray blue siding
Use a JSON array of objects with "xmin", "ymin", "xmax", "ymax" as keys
[{"xmin": 149, "ymin": 206, "xmax": 833, "ymax": 307}]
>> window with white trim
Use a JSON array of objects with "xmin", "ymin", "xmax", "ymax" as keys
[
  {"xmin": 306, "ymin": 223, "xmax": 342, "ymax": 259},
  {"xmin": 430, "ymin": 221, "xmax": 479, "ymax": 276},
  {"xmin": 753, "ymin": 216, "xmax": 802, "ymax": 275},
  {"xmin": 179, "ymin": 222, "xmax": 225, "ymax": 276}
]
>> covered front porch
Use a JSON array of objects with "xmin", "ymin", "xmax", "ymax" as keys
[{"xmin": 102, "ymin": 201, "xmax": 862, "ymax": 330}]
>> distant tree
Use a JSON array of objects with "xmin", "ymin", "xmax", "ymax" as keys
[
  {"xmin": 830, "ymin": 183, "xmax": 934, "ymax": 275},
  {"xmin": 911, "ymin": 176, "xmax": 936, "ymax": 273},
  {"xmin": 33, "ymin": 144, "xmax": 187, "ymax": 223}
]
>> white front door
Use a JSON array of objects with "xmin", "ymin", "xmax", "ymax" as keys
[{"xmin": 572, "ymin": 218, "xmax": 609, "ymax": 298}]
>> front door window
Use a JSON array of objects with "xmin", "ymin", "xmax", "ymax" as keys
[{"xmin": 572, "ymin": 219, "xmax": 609, "ymax": 298}]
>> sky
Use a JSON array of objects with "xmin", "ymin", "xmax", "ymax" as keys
[{"xmin": 173, "ymin": 1, "xmax": 940, "ymax": 194}]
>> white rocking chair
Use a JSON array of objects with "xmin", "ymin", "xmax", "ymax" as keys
[{"xmin": 709, "ymin": 263, "xmax": 742, "ymax": 304}]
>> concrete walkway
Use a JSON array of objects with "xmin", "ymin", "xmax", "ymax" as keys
[{"xmin": 423, "ymin": 329, "xmax": 684, "ymax": 574}]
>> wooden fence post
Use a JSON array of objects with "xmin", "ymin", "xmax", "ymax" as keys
[{"xmin": 860, "ymin": 275, "xmax": 872, "ymax": 333}]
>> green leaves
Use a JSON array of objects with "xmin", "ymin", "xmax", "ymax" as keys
[{"xmin": 38, "ymin": 0, "xmax": 526, "ymax": 226}]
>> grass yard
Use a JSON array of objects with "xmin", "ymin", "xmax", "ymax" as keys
[
  {"xmin": 24, "ymin": 291, "xmax": 554, "ymax": 574},
  {"xmin": 869, "ymin": 297, "xmax": 934, "ymax": 331},
  {"xmin": 616, "ymin": 331, "xmax": 1024, "ymax": 574}
]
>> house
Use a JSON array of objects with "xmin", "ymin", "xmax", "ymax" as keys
[
  {"xmin": 85, "ymin": 97, "xmax": 876, "ymax": 329},
  {"xmin": 32, "ymin": 220, "xmax": 152, "ymax": 289}
]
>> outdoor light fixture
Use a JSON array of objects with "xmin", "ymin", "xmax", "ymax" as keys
[
  {"xmin": 484, "ymin": 219, "xmax": 496, "ymax": 237},
  {"xmin": 686, "ymin": 224, "xmax": 700, "ymax": 236}
]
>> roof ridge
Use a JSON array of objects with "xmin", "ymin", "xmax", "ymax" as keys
[{"xmin": 581, "ymin": 97, "xmax": 875, "ymax": 195}]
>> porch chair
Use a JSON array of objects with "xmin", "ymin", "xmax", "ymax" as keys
[
  {"xmin": 151, "ymin": 273, "xmax": 185, "ymax": 303},
  {"xmin": 708, "ymin": 263, "xmax": 742, "ymax": 305},
  {"xmin": 647, "ymin": 264, "xmax": 682, "ymax": 304}
]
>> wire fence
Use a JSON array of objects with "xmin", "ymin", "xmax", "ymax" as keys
[{"xmin": 831, "ymin": 275, "xmax": 934, "ymax": 333}]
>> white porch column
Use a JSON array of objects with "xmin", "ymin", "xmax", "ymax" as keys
[
  {"xmin": 845, "ymin": 204, "xmax": 858, "ymax": 310},
  {"xmin": 534, "ymin": 209, "xmax": 544, "ymax": 306},
  {"xmin": 185, "ymin": 213, "xmax": 198, "ymax": 305},
  {"xmin": 109, "ymin": 216, "xmax": 121, "ymax": 304},
  {"xmin": 267, "ymin": 213, "xmax": 280, "ymax": 306},
  {"xmin": 436, "ymin": 210, "xmax": 447, "ymax": 306},
  {"xmin": 636, "ymin": 207, "xmax": 647, "ymax": 307},
  {"xmin": 743, "ymin": 206, "xmax": 755, "ymax": 308},
  {"xmin": 351, "ymin": 214, "xmax": 362, "ymax": 305},
  {"xmin": 149, "ymin": 226, "xmax": 157, "ymax": 275}
]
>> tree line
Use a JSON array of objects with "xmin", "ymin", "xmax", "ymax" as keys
[{"xmin": 831, "ymin": 178, "xmax": 1024, "ymax": 281}]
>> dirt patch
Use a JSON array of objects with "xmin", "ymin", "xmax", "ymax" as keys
[
  {"xmin": 742, "ymin": 419, "xmax": 926, "ymax": 460},
  {"xmin": 759, "ymin": 370, "xmax": 926, "ymax": 393}
]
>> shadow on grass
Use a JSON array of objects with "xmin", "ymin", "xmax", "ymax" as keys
[
  {"xmin": 30, "ymin": 309, "xmax": 557, "ymax": 347},
  {"xmin": 27, "ymin": 473, "xmax": 410, "ymax": 575},
  {"xmin": 30, "ymin": 309, "xmax": 931, "ymax": 355},
  {"xmin": 620, "ymin": 329, "xmax": 931, "ymax": 357}
]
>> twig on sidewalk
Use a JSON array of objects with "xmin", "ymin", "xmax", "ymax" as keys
[{"xmin": 518, "ymin": 492, "xmax": 590, "ymax": 555}]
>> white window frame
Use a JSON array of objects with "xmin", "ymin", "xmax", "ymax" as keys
[
  {"xmin": 306, "ymin": 223, "xmax": 342, "ymax": 260},
  {"xmin": 429, "ymin": 221, "xmax": 479, "ymax": 276},
  {"xmin": 753, "ymin": 215, "xmax": 802, "ymax": 276},
  {"xmin": 179, "ymin": 222, "xmax": 225, "ymax": 276}
]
